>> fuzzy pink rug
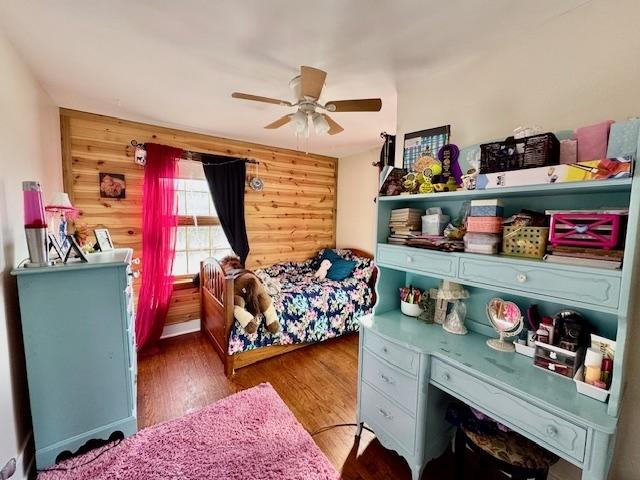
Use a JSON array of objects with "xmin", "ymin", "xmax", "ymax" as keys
[{"xmin": 38, "ymin": 383, "xmax": 339, "ymax": 480}]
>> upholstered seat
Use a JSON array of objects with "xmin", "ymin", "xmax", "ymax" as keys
[{"xmin": 462, "ymin": 426, "xmax": 559, "ymax": 470}]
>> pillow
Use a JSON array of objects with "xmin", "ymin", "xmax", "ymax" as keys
[{"xmin": 320, "ymin": 249, "xmax": 357, "ymax": 281}]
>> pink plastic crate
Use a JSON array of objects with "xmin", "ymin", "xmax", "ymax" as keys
[{"xmin": 549, "ymin": 213, "xmax": 622, "ymax": 249}]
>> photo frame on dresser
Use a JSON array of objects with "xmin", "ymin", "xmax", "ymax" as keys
[{"xmin": 94, "ymin": 228, "xmax": 114, "ymax": 251}]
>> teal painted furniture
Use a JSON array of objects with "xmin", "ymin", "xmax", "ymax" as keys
[
  {"xmin": 357, "ymin": 166, "xmax": 638, "ymax": 479},
  {"xmin": 12, "ymin": 248, "xmax": 137, "ymax": 468}
]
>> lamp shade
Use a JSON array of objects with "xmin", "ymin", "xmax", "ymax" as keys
[
  {"xmin": 289, "ymin": 110, "xmax": 308, "ymax": 135},
  {"xmin": 312, "ymin": 112, "xmax": 330, "ymax": 135},
  {"xmin": 46, "ymin": 192, "xmax": 74, "ymax": 212}
]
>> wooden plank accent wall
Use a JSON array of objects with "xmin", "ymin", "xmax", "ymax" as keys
[{"xmin": 60, "ymin": 109, "xmax": 337, "ymax": 325}]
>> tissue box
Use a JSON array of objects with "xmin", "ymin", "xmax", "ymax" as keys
[{"xmin": 476, "ymin": 157, "xmax": 632, "ymax": 190}]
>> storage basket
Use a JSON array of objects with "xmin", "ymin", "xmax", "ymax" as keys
[
  {"xmin": 479, "ymin": 133, "xmax": 560, "ymax": 174},
  {"xmin": 502, "ymin": 226, "xmax": 549, "ymax": 259}
]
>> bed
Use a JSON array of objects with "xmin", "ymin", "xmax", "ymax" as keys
[{"xmin": 200, "ymin": 248, "xmax": 377, "ymax": 377}]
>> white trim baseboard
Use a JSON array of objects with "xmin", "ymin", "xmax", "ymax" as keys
[{"xmin": 160, "ymin": 319, "xmax": 200, "ymax": 339}]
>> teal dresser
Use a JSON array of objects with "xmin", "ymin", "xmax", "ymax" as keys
[
  {"xmin": 12, "ymin": 248, "xmax": 137, "ymax": 468},
  {"xmin": 358, "ymin": 175, "xmax": 639, "ymax": 480}
]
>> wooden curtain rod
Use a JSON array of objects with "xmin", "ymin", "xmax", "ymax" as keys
[{"xmin": 130, "ymin": 140, "xmax": 259, "ymax": 165}]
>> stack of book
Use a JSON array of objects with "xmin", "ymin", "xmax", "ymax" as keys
[
  {"xmin": 388, "ymin": 208, "xmax": 422, "ymax": 245},
  {"xmin": 543, "ymin": 246, "xmax": 623, "ymax": 270}
]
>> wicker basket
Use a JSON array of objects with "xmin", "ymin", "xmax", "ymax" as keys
[
  {"xmin": 480, "ymin": 133, "xmax": 559, "ymax": 174},
  {"xmin": 502, "ymin": 226, "xmax": 549, "ymax": 259}
]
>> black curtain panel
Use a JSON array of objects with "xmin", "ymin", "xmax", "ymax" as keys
[{"xmin": 201, "ymin": 154, "xmax": 250, "ymax": 265}]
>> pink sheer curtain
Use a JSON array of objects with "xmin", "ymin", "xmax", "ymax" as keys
[{"xmin": 135, "ymin": 143, "xmax": 183, "ymax": 353}]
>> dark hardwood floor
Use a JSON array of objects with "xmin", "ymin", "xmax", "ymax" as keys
[{"xmin": 137, "ymin": 332, "xmax": 498, "ymax": 479}]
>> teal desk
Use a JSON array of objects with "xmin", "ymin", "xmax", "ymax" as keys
[
  {"xmin": 357, "ymin": 173, "xmax": 639, "ymax": 480},
  {"xmin": 12, "ymin": 249, "xmax": 137, "ymax": 468}
]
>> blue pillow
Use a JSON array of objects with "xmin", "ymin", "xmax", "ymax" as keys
[{"xmin": 320, "ymin": 249, "xmax": 357, "ymax": 281}]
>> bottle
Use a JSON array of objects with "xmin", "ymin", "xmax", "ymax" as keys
[
  {"xmin": 600, "ymin": 358, "xmax": 613, "ymax": 389},
  {"xmin": 540, "ymin": 317, "xmax": 555, "ymax": 345},
  {"xmin": 584, "ymin": 348, "xmax": 604, "ymax": 385}
]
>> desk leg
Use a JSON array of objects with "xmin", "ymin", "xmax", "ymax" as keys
[
  {"xmin": 355, "ymin": 422, "xmax": 364, "ymax": 438},
  {"xmin": 581, "ymin": 430, "xmax": 613, "ymax": 480}
]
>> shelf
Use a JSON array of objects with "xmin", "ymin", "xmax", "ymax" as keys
[
  {"xmin": 362, "ymin": 311, "xmax": 617, "ymax": 432},
  {"xmin": 377, "ymin": 243, "xmax": 623, "ymax": 278},
  {"xmin": 376, "ymin": 243, "xmax": 622, "ymax": 315},
  {"xmin": 377, "ymin": 178, "xmax": 632, "ymax": 202}
]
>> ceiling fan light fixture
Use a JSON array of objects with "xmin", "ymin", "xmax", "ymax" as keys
[
  {"xmin": 289, "ymin": 110, "xmax": 307, "ymax": 134},
  {"xmin": 312, "ymin": 112, "xmax": 330, "ymax": 135}
]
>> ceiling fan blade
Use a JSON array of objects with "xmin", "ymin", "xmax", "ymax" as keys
[
  {"xmin": 232, "ymin": 92, "xmax": 292, "ymax": 106},
  {"xmin": 264, "ymin": 114, "xmax": 292, "ymax": 129},
  {"xmin": 300, "ymin": 66, "xmax": 327, "ymax": 100},
  {"xmin": 325, "ymin": 98, "xmax": 382, "ymax": 112},
  {"xmin": 322, "ymin": 114, "xmax": 344, "ymax": 135}
]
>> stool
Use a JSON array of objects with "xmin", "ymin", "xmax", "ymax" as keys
[{"xmin": 454, "ymin": 426, "xmax": 558, "ymax": 480}]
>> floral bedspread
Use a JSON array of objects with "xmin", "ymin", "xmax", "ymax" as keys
[{"xmin": 228, "ymin": 252, "xmax": 374, "ymax": 354}]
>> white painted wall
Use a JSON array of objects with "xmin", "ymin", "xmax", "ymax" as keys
[
  {"xmin": 391, "ymin": 1, "xmax": 640, "ymax": 478},
  {"xmin": 336, "ymin": 148, "xmax": 380, "ymax": 255},
  {"xmin": 0, "ymin": 31, "xmax": 62, "ymax": 478},
  {"xmin": 395, "ymin": 0, "xmax": 640, "ymax": 165}
]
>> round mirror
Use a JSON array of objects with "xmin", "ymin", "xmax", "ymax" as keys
[{"xmin": 486, "ymin": 298, "xmax": 523, "ymax": 352}]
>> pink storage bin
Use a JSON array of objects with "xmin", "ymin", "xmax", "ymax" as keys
[
  {"xmin": 467, "ymin": 216, "xmax": 503, "ymax": 234},
  {"xmin": 549, "ymin": 213, "xmax": 622, "ymax": 250}
]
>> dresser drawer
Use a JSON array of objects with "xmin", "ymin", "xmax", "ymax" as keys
[
  {"xmin": 430, "ymin": 358, "xmax": 587, "ymax": 462},
  {"xmin": 361, "ymin": 382, "xmax": 415, "ymax": 454},
  {"xmin": 361, "ymin": 349, "xmax": 418, "ymax": 415},
  {"xmin": 363, "ymin": 330, "xmax": 419, "ymax": 376},
  {"xmin": 458, "ymin": 257, "xmax": 621, "ymax": 309},
  {"xmin": 377, "ymin": 244, "xmax": 458, "ymax": 278}
]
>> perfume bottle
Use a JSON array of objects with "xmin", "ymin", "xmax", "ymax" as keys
[{"xmin": 23, "ymin": 181, "xmax": 51, "ymax": 267}]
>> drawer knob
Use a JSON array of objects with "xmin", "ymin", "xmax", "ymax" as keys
[
  {"xmin": 545, "ymin": 425, "xmax": 558, "ymax": 438},
  {"xmin": 382, "ymin": 346, "xmax": 389, "ymax": 354},
  {"xmin": 441, "ymin": 372, "xmax": 451, "ymax": 382},
  {"xmin": 406, "ymin": 256, "xmax": 414, "ymax": 263},
  {"xmin": 379, "ymin": 373, "xmax": 394, "ymax": 384},
  {"xmin": 378, "ymin": 408, "xmax": 393, "ymax": 420},
  {"xmin": 516, "ymin": 273, "xmax": 527, "ymax": 283}
]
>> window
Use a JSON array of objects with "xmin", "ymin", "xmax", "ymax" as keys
[{"xmin": 172, "ymin": 161, "xmax": 233, "ymax": 277}]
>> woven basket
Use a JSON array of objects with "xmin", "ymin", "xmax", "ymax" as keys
[{"xmin": 502, "ymin": 226, "xmax": 549, "ymax": 259}]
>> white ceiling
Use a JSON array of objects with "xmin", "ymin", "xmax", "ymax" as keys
[{"xmin": 0, "ymin": 0, "xmax": 589, "ymax": 157}]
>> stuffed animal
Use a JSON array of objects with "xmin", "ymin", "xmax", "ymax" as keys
[
  {"xmin": 219, "ymin": 256, "xmax": 280, "ymax": 335},
  {"xmin": 314, "ymin": 259, "xmax": 332, "ymax": 279}
]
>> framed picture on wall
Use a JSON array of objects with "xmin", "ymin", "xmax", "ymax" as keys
[
  {"xmin": 403, "ymin": 125, "xmax": 451, "ymax": 171},
  {"xmin": 99, "ymin": 173, "xmax": 126, "ymax": 199},
  {"xmin": 94, "ymin": 228, "xmax": 114, "ymax": 252}
]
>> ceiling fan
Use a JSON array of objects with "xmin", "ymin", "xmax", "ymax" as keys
[{"xmin": 231, "ymin": 66, "xmax": 382, "ymax": 136}]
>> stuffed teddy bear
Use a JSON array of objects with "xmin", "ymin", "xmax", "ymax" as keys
[
  {"xmin": 219, "ymin": 256, "xmax": 280, "ymax": 335},
  {"xmin": 314, "ymin": 259, "xmax": 332, "ymax": 279}
]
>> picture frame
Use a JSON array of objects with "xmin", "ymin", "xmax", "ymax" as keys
[
  {"xmin": 64, "ymin": 235, "xmax": 88, "ymax": 264},
  {"xmin": 47, "ymin": 233, "xmax": 64, "ymax": 260},
  {"xmin": 94, "ymin": 228, "xmax": 114, "ymax": 251},
  {"xmin": 403, "ymin": 125, "xmax": 451, "ymax": 171},
  {"xmin": 99, "ymin": 172, "xmax": 126, "ymax": 199}
]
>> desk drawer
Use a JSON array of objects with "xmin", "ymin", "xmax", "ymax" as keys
[
  {"xmin": 361, "ymin": 349, "xmax": 418, "ymax": 415},
  {"xmin": 361, "ymin": 382, "xmax": 415, "ymax": 454},
  {"xmin": 363, "ymin": 330, "xmax": 419, "ymax": 376},
  {"xmin": 431, "ymin": 358, "xmax": 586, "ymax": 462},
  {"xmin": 378, "ymin": 244, "xmax": 458, "ymax": 278},
  {"xmin": 458, "ymin": 257, "xmax": 621, "ymax": 309}
]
